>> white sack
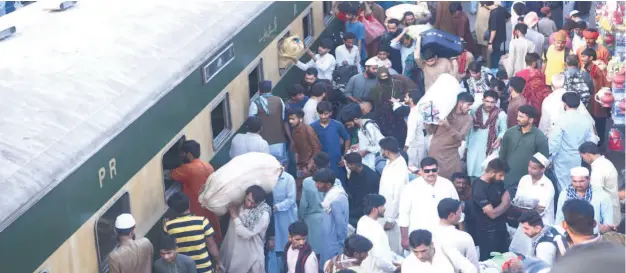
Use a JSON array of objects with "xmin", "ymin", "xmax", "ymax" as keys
[
  {"xmin": 199, "ymin": 152, "xmax": 282, "ymax": 216},
  {"xmin": 417, "ymin": 73, "xmax": 463, "ymax": 124},
  {"xmin": 385, "ymin": 3, "xmax": 430, "ymax": 21}
]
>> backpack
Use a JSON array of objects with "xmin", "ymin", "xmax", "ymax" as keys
[
  {"xmin": 333, "ymin": 65, "xmax": 359, "ymax": 92},
  {"xmin": 564, "ymin": 70, "xmax": 591, "ymax": 106}
]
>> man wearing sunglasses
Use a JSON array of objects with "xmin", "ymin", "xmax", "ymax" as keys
[{"xmin": 398, "ymin": 157, "xmax": 461, "ymax": 252}]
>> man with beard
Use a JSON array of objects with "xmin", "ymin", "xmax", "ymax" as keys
[
  {"xmin": 428, "ymin": 92, "xmax": 474, "ymax": 180},
  {"xmin": 357, "ymin": 194, "xmax": 403, "ymax": 273},
  {"xmin": 517, "ymin": 211, "xmax": 561, "ymax": 265},
  {"xmin": 390, "ymin": 27, "xmax": 416, "ymax": 75},
  {"xmin": 401, "ymin": 229, "xmax": 477, "ymax": 272},
  {"xmin": 169, "ymin": 140, "xmax": 222, "ymax": 244},
  {"xmin": 368, "ymin": 67, "xmax": 409, "ymax": 145},
  {"xmin": 543, "ymin": 31, "xmax": 572, "ymax": 86},
  {"xmin": 341, "ymin": 110, "xmax": 384, "ymax": 170},
  {"xmin": 576, "ymin": 29, "xmax": 611, "ymax": 66},
  {"xmin": 378, "ymin": 137, "xmax": 409, "ymax": 255},
  {"xmin": 580, "ymin": 48, "xmax": 611, "ymax": 146},
  {"xmin": 499, "ymin": 105, "xmax": 549, "ymax": 195},
  {"xmin": 379, "ymin": 19, "xmax": 404, "ymax": 74},
  {"xmin": 284, "ymin": 221, "xmax": 319, "ymax": 273},
  {"xmin": 515, "ymin": 53, "xmax": 551, "ymax": 124},
  {"xmin": 402, "ymin": 90, "xmax": 426, "ymax": 169},
  {"xmin": 466, "ymin": 91, "xmax": 508, "ymax": 179},
  {"xmin": 471, "ymin": 158, "xmax": 511, "ymax": 261},
  {"xmin": 287, "ymin": 108, "xmax": 322, "ymax": 179},
  {"xmin": 464, "ymin": 61, "xmax": 493, "ymax": 102},
  {"xmin": 314, "ymin": 168, "xmax": 350, "ymax": 268},
  {"xmin": 343, "ymin": 59, "xmax": 378, "ymax": 103},
  {"xmin": 344, "ymin": 153, "xmax": 380, "ymax": 226}
]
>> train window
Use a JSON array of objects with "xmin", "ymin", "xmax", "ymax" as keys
[
  {"xmin": 302, "ymin": 8, "xmax": 314, "ymax": 46},
  {"xmin": 210, "ymin": 92, "xmax": 232, "ymax": 150},
  {"xmin": 278, "ymin": 31, "xmax": 292, "ymax": 76},
  {"xmin": 248, "ymin": 59, "xmax": 264, "ymax": 99},
  {"xmin": 323, "ymin": 1, "xmax": 333, "ymax": 25},
  {"xmin": 162, "ymin": 135, "xmax": 186, "ymax": 202},
  {"xmin": 95, "ymin": 192, "xmax": 131, "ymax": 273}
]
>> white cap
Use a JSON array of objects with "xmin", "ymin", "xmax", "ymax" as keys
[
  {"xmin": 115, "ymin": 213, "xmax": 136, "ymax": 229},
  {"xmin": 533, "ymin": 153, "xmax": 550, "ymax": 167},
  {"xmin": 570, "ymin": 166, "xmax": 590, "ymax": 177},
  {"xmin": 365, "ymin": 58, "xmax": 378, "ymax": 67},
  {"xmin": 570, "ymin": 10, "xmax": 580, "ymax": 17}
]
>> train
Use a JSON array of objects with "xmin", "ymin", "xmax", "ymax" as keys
[{"xmin": 0, "ymin": 1, "xmax": 340, "ymax": 273}]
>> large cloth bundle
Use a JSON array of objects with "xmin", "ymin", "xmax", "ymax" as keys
[
  {"xmin": 405, "ymin": 24, "xmax": 433, "ymax": 40},
  {"xmin": 385, "ymin": 3, "xmax": 430, "ymax": 22},
  {"xmin": 278, "ymin": 36, "xmax": 304, "ymax": 69},
  {"xmin": 417, "ymin": 74, "xmax": 462, "ymax": 124},
  {"xmin": 420, "ymin": 28, "xmax": 463, "ymax": 59},
  {"xmin": 199, "ymin": 152, "xmax": 282, "ymax": 215}
]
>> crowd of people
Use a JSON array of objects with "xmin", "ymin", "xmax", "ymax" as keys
[{"xmin": 105, "ymin": 1, "xmax": 625, "ymax": 273}]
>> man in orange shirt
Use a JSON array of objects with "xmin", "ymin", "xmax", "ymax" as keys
[
  {"xmin": 170, "ymin": 140, "xmax": 222, "ymax": 244},
  {"xmin": 577, "ymin": 29, "xmax": 611, "ymax": 65}
]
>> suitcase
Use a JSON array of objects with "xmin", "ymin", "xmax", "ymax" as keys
[{"xmin": 420, "ymin": 28, "xmax": 463, "ymax": 59}]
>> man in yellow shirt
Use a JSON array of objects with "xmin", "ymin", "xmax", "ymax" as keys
[{"xmin": 543, "ymin": 31, "xmax": 573, "ymax": 86}]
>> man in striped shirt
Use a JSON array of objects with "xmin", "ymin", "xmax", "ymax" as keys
[{"xmin": 164, "ymin": 192, "xmax": 222, "ymax": 273}]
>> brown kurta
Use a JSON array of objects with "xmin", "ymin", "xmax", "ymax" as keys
[
  {"xmin": 435, "ymin": 2, "xmax": 456, "ymax": 35},
  {"xmin": 586, "ymin": 63, "xmax": 611, "ymax": 118},
  {"xmin": 108, "ymin": 238, "xmax": 153, "ymax": 273},
  {"xmin": 428, "ymin": 114, "xmax": 473, "ymax": 180},
  {"xmin": 292, "ymin": 123, "xmax": 322, "ymax": 169},
  {"xmin": 453, "ymin": 11, "xmax": 476, "ymax": 54},
  {"xmin": 506, "ymin": 95, "xmax": 528, "ymax": 128}
]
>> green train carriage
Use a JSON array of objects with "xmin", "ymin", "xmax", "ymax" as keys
[{"xmin": 0, "ymin": 1, "xmax": 339, "ymax": 273}]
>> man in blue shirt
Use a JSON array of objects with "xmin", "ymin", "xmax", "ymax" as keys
[
  {"xmin": 345, "ymin": 6, "xmax": 367, "ymax": 63},
  {"xmin": 286, "ymin": 84, "xmax": 309, "ymax": 111},
  {"xmin": 311, "ymin": 101, "xmax": 351, "ymax": 182}
]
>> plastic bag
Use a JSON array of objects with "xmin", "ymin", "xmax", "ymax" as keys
[
  {"xmin": 417, "ymin": 74, "xmax": 463, "ymax": 124},
  {"xmin": 481, "ymin": 148, "xmax": 500, "ymax": 172},
  {"xmin": 199, "ymin": 152, "xmax": 282, "ymax": 215},
  {"xmin": 363, "ymin": 16, "xmax": 385, "ymax": 44},
  {"xmin": 278, "ymin": 36, "xmax": 305, "ymax": 69}
]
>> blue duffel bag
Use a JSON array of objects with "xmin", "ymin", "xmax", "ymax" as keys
[{"xmin": 420, "ymin": 28, "xmax": 463, "ymax": 59}]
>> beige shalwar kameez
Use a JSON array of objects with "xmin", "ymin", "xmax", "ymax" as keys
[
  {"xmin": 427, "ymin": 114, "xmax": 473, "ymax": 180},
  {"xmin": 220, "ymin": 206, "xmax": 271, "ymax": 273}
]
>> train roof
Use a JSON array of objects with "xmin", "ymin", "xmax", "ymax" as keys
[{"xmin": 0, "ymin": 1, "xmax": 271, "ymax": 230}]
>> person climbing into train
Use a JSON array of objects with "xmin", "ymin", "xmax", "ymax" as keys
[{"xmin": 168, "ymin": 140, "xmax": 223, "ymax": 244}]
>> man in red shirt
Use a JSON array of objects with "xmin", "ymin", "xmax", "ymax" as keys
[{"xmin": 170, "ymin": 140, "xmax": 222, "ymax": 244}]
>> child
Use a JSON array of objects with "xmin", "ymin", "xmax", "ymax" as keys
[
  {"xmin": 154, "ymin": 234, "xmax": 197, "ymax": 273},
  {"xmin": 283, "ymin": 221, "xmax": 318, "ymax": 273},
  {"xmin": 286, "ymin": 84, "xmax": 309, "ymax": 111},
  {"xmin": 370, "ymin": 47, "xmax": 392, "ymax": 70}
]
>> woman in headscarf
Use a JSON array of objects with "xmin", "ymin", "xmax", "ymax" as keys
[
  {"xmin": 221, "ymin": 185, "xmax": 272, "ymax": 273},
  {"xmin": 368, "ymin": 67, "xmax": 409, "ymax": 145}
]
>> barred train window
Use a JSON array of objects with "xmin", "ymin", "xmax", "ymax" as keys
[
  {"xmin": 323, "ymin": 1, "xmax": 333, "ymax": 25},
  {"xmin": 95, "ymin": 192, "xmax": 131, "ymax": 273},
  {"xmin": 211, "ymin": 92, "xmax": 232, "ymax": 150},
  {"xmin": 162, "ymin": 135, "xmax": 186, "ymax": 201},
  {"xmin": 278, "ymin": 31, "xmax": 292, "ymax": 76},
  {"xmin": 248, "ymin": 59, "xmax": 264, "ymax": 99},
  {"xmin": 302, "ymin": 8, "xmax": 314, "ymax": 46}
]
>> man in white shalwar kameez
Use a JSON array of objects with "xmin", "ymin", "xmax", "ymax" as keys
[
  {"xmin": 221, "ymin": 186, "xmax": 271, "ymax": 273},
  {"xmin": 433, "ymin": 198, "xmax": 480, "ymax": 271},
  {"xmin": 377, "ymin": 137, "xmax": 409, "ymax": 255},
  {"xmin": 401, "ymin": 229, "xmax": 477, "ymax": 273},
  {"xmin": 399, "ymin": 157, "xmax": 461, "ymax": 251},
  {"xmin": 357, "ymin": 194, "xmax": 403, "ymax": 273},
  {"xmin": 401, "ymin": 91, "xmax": 426, "ymax": 169},
  {"xmin": 538, "ymin": 73, "xmax": 595, "ymax": 138}
]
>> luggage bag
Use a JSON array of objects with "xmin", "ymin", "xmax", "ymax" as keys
[{"xmin": 420, "ymin": 29, "xmax": 463, "ymax": 59}]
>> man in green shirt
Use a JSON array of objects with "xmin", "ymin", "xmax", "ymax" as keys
[{"xmin": 499, "ymin": 105, "xmax": 549, "ymax": 197}]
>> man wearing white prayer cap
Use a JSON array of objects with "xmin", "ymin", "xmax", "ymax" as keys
[
  {"xmin": 554, "ymin": 167, "xmax": 616, "ymax": 234},
  {"xmin": 509, "ymin": 152, "xmax": 557, "ymax": 256},
  {"xmin": 108, "ymin": 213, "xmax": 154, "ymax": 273}
]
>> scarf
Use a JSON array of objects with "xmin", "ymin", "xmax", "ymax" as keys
[
  {"xmin": 466, "ymin": 72, "xmax": 490, "ymax": 96},
  {"xmin": 254, "ymin": 93, "xmax": 274, "ymax": 116},
  {"xmin": 241, "ymin": 201, "xmax": 272, "ymax": 231},
  {"xmin": 565, "ymin": 185, "xmax": 593, "ymax": 202},
  {"xmin": 474, "ymin": 104, "xmax": 501, "ymax": 156},
  {"xmin": 458, "ymin": 51, "xmax": 469, "ymax": 74},
  {"xmin": 321, "ymin": 185, "xmax": 348, "ymax": 213},
  {"xmin": 283, "ymin": 243, "xmax": 313, "ymax": 273}
]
